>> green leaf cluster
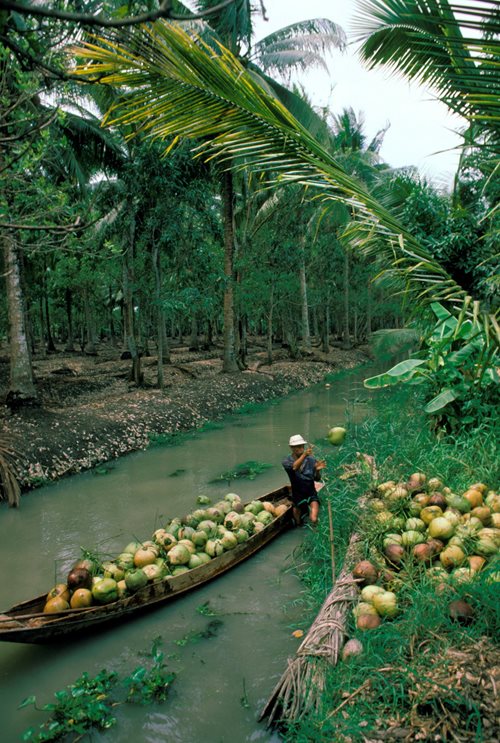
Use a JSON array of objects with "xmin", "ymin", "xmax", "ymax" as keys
[
  {"xmin": 20, "ymin": 638, "xmax": 175, "ymax": 742},
  {"xmin": 364, "ymin": 302, "xmax": 499, "ymax": 430}
]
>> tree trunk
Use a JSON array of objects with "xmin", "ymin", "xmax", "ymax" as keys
[
  {"xmin": 342, "ymin": 249, "xmax": 351, "ymax": 349},
  {"xmin": 267, "ymin": 284, "xmax": 274, "ymax": 365},
  {"xmin": 4, "ymin": 232, "xmax": 38, "ymax": 407},
  {"xmin": 83, "ymin": 286, "xmax": 97, "ymax": 355},
  {"xmin": 64, "ymin": 288, "xmax": 75, "ymax": 351},
  {"xmin": 44, "ymin": 284, "xmax": 56, "ymax": 353},
  {"xmin": 284, "ymin": 315, "xmax": 299, "ymax": 360},
  {"xmin": 221, "ymin": 170, "xmax": 239, "ymax": 372},
  {"xmin": 38, "ymin": 297, "xmax": 45, "ymax": 356},
  {"xmin": 322, "ymin": 292, "xmax": 330, "ymax": 354},
  {"xmin": 366, "ymin": 281, "xmax": 372, "ymax": 338},
  {"xmin": 123, "ymin": 213, "xmax": 143, "ymax": 386},
  {"xmin": 299, "ymin": 238, "xmax": 311, "ymax": 353},
  {"xmin": 152, "ymin": 242, "xmax": 166, "ymax": 387},
  {"xmin": 205, "ymin": 318, "xmax": 214, "ymax": 349},
  {"xmin": 189, "ymin": 313, "xmax": 199, "ymax": 351}
]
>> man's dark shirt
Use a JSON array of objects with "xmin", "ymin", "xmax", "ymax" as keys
[{"xmin": 282, "ymin": 454, "xmax": 319, "ymax": 504}]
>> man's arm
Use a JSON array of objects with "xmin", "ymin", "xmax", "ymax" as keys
[{"xmin": 292, "ymin": 447, "xmax": 312, "ymax": 471}]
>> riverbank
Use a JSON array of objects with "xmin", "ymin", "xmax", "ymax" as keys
[{"xmin": 1, "ymin": 342, "xmax": 369, "ymax": 493}]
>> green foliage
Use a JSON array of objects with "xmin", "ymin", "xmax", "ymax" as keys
[
  {"xmin": 397, "ymin": 172, "xmax": 498, "ymax": 305},
  {"xmin": 20, "ymin": 638, "xmax": 176, "ymax": 742},
  {"xmin": 364, "ymin": 302, "xmax": 499, "ymax": 432}
]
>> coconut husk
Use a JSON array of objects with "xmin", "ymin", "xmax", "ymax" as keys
[{"xmin": 259, "ymin": 532, "xmax": 362, "ymax": 726}]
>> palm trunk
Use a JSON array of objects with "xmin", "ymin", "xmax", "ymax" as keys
[
  {"xmin": 152, "ymin": 242, "xmax": 167, "ymax": 387},
  {"xmin": 83, "ymin": 286, "xmax": 97, "ymax": 355},
  {"xmin": 322, "ymin": 289, "xmax": 330, "ymax": 353},
  {"xmin": 299, "ymin": 237, "xmax": 311, "ymax": 353},
  {"xmin": 64, "ymin": 288, "xmax": 75, "ymax": 351},
  {"xmin": 342, "ymin": 249, "xmax": 351, "ymax": 349},
  {"xmin": 44, "ymin": 284, "xmax": 56, "ymax": 353},
  {"xmin": 267, "ymin": 283, "xmax": 274, "ymax": 365},
  {"xmin": 366, "ymin": 281, "xmax": 372, "ymax": 338},
  {"xmin": 221, "ymin": 170, "xmax": 239, "ymax": 372},
  {"xmin": 4, "ymin": 231, "xmax": 38, "ymax": 407},
  {"xmin": 123, "ymin": 212, "xmax": 143, "ymax": 385},
  {"xmin": 189, "ymin": 313, "xmax": 199, "ymax": 351}
]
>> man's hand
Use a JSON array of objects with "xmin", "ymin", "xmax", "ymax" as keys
[{"xmin": 316, "ymin": 459, "xmax": 326, "ymax": 471}]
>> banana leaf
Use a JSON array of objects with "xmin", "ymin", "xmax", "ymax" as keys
[
  {"xmin": 424, "ymin": 388, "xmax": 460, "ymax": 414},
  {"xmin": 363, "ymin": 358, "xmax": 427, "ymax": 388}
]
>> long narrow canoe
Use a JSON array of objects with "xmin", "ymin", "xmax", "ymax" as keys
[{"xmin": 0, "ymin": 487, "xmax": 292, "ymax": 644}]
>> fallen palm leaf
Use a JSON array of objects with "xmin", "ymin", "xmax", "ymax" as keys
[{"xmin": 259, "ymin": 532, "xmax": 362, "ymax": 725}]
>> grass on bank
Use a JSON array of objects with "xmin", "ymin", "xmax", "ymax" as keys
[{"xmin": 282, "ymin": 386, "xmax": 499, "ymax": 742}]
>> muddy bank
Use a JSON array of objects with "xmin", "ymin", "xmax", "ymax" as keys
[{"xmin": 1, "ymin": 344, "xmax": 368, "ymax": 493}]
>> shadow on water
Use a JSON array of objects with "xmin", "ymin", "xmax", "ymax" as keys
[{"xmin": 0, "ymin": 366, "xmax": 375, "ymax": 742}]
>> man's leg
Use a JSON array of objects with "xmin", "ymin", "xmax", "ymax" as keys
[
  {"xmin": 309, "ymin": 500, "xmax": 319, "ymax": 524},
  {"xmin": 292, "ymin": 506, "xmax": 302, "ymax": 526}
]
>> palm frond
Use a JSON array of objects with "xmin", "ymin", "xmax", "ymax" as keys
[
  {"xmin": 352, "ymin": 0, "xmax": 500, "ymax": 142},
  {"xmin": 71, "ymin": 21, "xmax": 499, "ymax": 343},
  {"xmin": 252, "ymin": 19, "xmax": 347, "ymax": 76}
]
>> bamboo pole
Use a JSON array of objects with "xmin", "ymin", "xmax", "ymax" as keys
[{"xmin": 326, "ymin": 488, "xmax": 336, "ymax": 579}]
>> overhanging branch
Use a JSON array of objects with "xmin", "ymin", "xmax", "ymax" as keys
[{"xmin": 0, "ymin": 0, "xmax": 237, "ymax": 28}]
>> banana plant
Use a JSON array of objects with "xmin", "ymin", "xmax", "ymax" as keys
[{"xmin": 364, "ymin": 301, "xmax": 499, "ymax": 427}]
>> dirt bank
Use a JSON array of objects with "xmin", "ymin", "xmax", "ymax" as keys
[{"xmin": 1, "ymin": 342, "xmax": 369, "ymax": 495}]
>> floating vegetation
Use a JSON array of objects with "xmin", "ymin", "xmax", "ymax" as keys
[
  {"xmin": 168, "ymin": 468, "xmax": 187, "ymax": 477},
  {"xmin": 20, "ymin": 638, "xmax": 175, "ymax": 741},
  {"xmin": 209, "ymin": 460, "xmax": 272, "ymax": 483},
  {"xmin": 174, "ymin": 619, "xmax": 224, "ymax": 646},
  {"xmin": 196, "ymin": 600, "xmax": 219, "ymax": 617},
  {"xmin": 92, "ymin": 465, "xmax": 114, "ymax": 476},
  {"xmin": 200, "ymin": 421, "xmax": 224, "ymax": 431},
  {"xmin": 147, "ymin": 431, "xmax": 197, "ymax": 448}
]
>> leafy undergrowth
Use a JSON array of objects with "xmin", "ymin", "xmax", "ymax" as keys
[{"xmin": 284, "ymin": 387, "xmax": 499, "ymax": 742}]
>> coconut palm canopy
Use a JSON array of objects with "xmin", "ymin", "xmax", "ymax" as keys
[{"xmin": 70, "ymin": 15, "xmax": 498, "ymax": 343}]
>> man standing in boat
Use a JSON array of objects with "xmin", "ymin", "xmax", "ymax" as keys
[{"xmin": 282, "ymin": 434, "xmax": 326, "ymax": 526}]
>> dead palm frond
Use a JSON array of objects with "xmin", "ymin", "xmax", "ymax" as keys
[
  {"xmin": 0, "ymin": 436, "xmax": 22, "ymax": 507},
  {"xmin": 259, "ymin": 532, "xmax": 362, "ymax": 725},
  {"xmin": 70, "ymin": 21, "xmax": 499, "ymax": 345}
]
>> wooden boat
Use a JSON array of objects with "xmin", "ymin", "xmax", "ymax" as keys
[{"xmin": 0, "ymin": 487, "xmax": 292, "ymax": 644}]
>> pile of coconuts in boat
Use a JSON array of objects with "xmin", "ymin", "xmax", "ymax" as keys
[
  {"xmin": 43, "ymin": 493, "xmax": 288, "ymax": 613},
  {"xmin": 343, "ymin": 474, "xmax": 499, "ymax": 650}
]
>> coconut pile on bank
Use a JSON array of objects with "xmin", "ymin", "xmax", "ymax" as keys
[{"xmin": 346, "ymin": 475, "xmax": 499, "ymax": 631}]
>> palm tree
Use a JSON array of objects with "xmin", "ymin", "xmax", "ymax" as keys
[
  {"xmin": 328, "ymin": 107, "xmax": 391, "ymax": 347},
  {"xmin": 71, "ymin": 18, "xmax": 498, "ymax": 348},
  {"xmin": 181, "ymin": 1, "xmax": 346, "ymax": 370}
]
